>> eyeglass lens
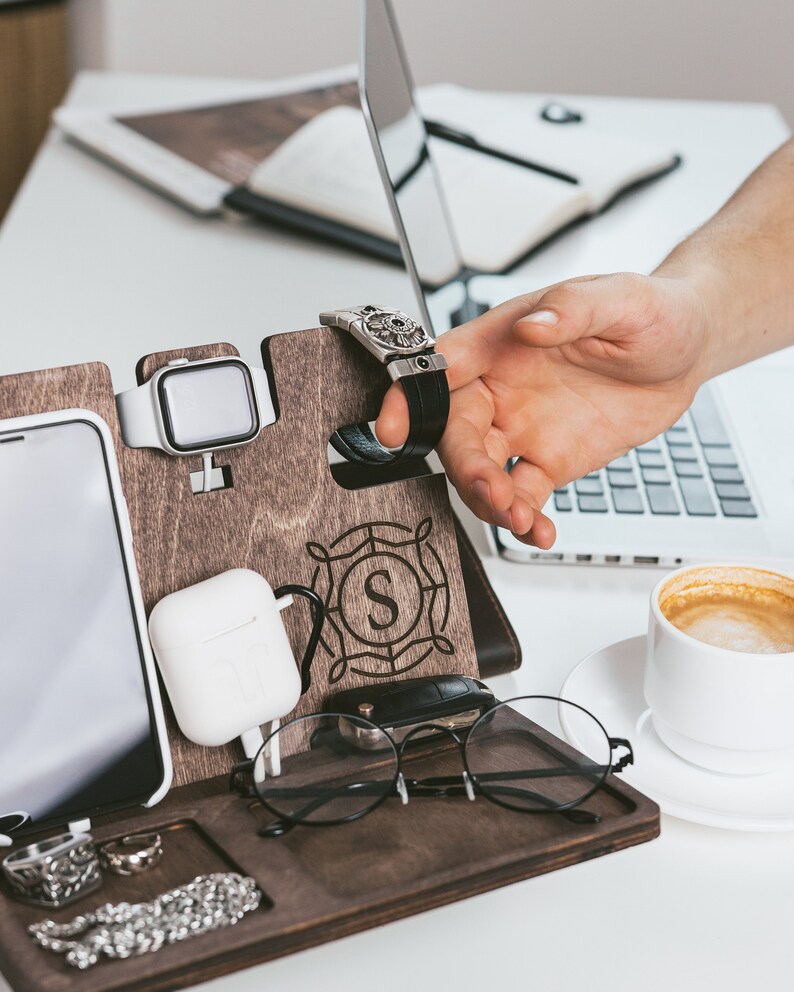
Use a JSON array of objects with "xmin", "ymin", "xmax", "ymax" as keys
[
  {"xmin": 464, "ymin": 697, "xmax": 613, "ymax": 813},
  {"xmin": 254, "ymin": 713, "xmax": 399, "ymax": 826}
]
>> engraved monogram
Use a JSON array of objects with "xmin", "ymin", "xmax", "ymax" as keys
[{"xmin": 306, "ymin": 517, "xmax": 453, "ymax": 684}]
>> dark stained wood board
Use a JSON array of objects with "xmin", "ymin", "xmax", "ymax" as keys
[
  {"xmin": 0, "ymin": 329, "xmax": 479, "ymax": 787},
  {"xmin": 0, "ymin": 713, "xmax": 660, "ymax": 992},
  {"xmin": 0, "ymin": 359, "xmax": 127, "ymax": 482}
]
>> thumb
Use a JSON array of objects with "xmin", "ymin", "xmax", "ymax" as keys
[{"xmin": 513, "ymin": 273, "xmax": 651, "ymax": 348}]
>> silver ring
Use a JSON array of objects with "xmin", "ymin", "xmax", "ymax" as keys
[
  {"xmin": 98, "ymin": 832, "xmax": 163, "ymax": 876},
  {"xmin": 1, "ymin": 832, "xmax": 101, "ymax": 908}
]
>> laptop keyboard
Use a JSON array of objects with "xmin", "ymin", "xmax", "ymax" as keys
[{"xmin": 553, "ymin": 389, "xmax": 758, "ymax": 519}]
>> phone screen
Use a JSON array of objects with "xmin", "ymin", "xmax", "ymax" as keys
[{"xmin": 0, "ymin": 416, "xmax": 164, "ymax": 831}]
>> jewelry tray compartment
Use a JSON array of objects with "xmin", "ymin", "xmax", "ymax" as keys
[
  {"xmin": 0, "ymin": 816, "xmax": 273, "ymax": 933},
  {"xmin": 0, "ymin": 720, "xmax": 659, "ymax": 992}
]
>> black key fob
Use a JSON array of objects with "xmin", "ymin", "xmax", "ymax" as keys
[{"xmin": 329, "ymin": 674, "xmax": 496, "ymax": 745}]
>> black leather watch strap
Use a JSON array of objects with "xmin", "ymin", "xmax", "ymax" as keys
[{"xmin": 331, "ymin": 365, "xmax": 449, "ymax": 466}]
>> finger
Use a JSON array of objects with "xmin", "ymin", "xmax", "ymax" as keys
[
  {"xmin": 375, "ymin": 294, "xmax": 537, "ymax": 448},
  {"xmin": 483, "ymin": 488, "xmax": 556, "ymax": 549},
  {"xmin": 435, "ymin": 288, "xmax": 551, "ymax": 388},
  {"xmin": 373, "ymin": 340, "xmax": 512, "ymax": 448},
  {"xmin": 512, "ymin": 272, "xmax": 655, "ymax": 348},
  {"xmin": 514, "ymin": 508, "xmax": 557, "ymax": 549},
  {"xmin": 440, "ymin": 425, "xmax": 514, "ymax": 516},
  {"xmin": 505, "ymin": 459, "xmax": 557, "ymax": 546},
  {"xmin": 437, "ymin": 386, "xmax": 514, "ymax": 509},
  {"xmin": 436, "ymin": 383, "xmax": 550, "ymax": 541},
  {"xmin": 374, "ymin": 381, "xmax": 409, "ymax": 448},
  {"xmin": 376, "ymin": 299, "xmax": 530, "ymax": 442},
  {"xmin": 379, "ymin": 279, "xmax": 606, "ymax": 436},
  {"xmin": 509, "ymin": 457, "xmax": 556, "ymax": 511}
]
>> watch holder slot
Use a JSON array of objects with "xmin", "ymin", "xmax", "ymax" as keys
[{"xmin": 190, "ymin": 462, "xmax": 234, "ymax": 494}]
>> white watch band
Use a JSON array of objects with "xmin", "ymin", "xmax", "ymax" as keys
[
  {"xmin": 250, "ymin": 367, "xmax": 276, "ymax": 427},
  {"xmin": 115, "ymin": 361, "xmax": 276, "ymax": 454},
  {"xmin": 116, "ymin": 379, "xmax": 165, "ymax": 451}
]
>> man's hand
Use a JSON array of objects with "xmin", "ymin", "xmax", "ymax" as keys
[{"xmin": 375, "ymin": 272, "xmax": 711, "ymax": 548}]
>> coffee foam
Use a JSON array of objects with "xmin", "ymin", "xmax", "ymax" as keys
[{"xmin": 659, "ymin": 566, "xmax": 794, "ymax": 655}]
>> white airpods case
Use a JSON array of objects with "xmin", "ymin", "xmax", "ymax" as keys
[{"xmin": 148, "ymin": 569, "xmax": 302, "ymax": 747}]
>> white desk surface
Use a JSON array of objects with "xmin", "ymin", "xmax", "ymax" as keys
[{"xmin": 0, "ymin": 72, "xmax": 791, "ymax": 992}]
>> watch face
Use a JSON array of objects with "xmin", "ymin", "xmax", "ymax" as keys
[
  {"xmin": 360, "ymin": 307, "xmax": 430, "ymax": 353},
  {"xmin": 157, "ymin": 360, "xmax": 260, "ymax": 453}
]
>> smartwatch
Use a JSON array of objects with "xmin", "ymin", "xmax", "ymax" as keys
[
  {"xmin": 319, "ymin": 306, "xmax": 449, "ymax": 466},
  {"xmin": 115, "ymin": 356, "xmax": 276, "ymax": 456}
]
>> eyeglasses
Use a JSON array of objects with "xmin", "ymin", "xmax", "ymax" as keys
[{"xmin": 229, "ymin": 695, "xmax": 633, "ymax": 836}]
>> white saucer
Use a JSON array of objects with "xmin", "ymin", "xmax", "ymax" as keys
[{"xmin": 560, "ymin": 635, "xmax": 794, "ymax": 831}]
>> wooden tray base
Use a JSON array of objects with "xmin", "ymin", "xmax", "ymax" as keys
[{"xmin": 0, "ymin": 722, "xmax": 659, "ymax": 992}]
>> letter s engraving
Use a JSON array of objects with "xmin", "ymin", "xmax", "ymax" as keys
[{"xmin": 363, "ymin": 568, "xmax": 399, "ymax": 630}]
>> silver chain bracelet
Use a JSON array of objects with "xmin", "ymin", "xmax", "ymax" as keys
[{"xmin": 28, "ymin": 872, "xmax": 261, "ymax": 970}]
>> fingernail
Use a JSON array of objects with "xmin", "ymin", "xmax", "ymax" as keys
[
  {"xmin": 470, "ymin": 480, "xmax": 491, "ymax": 505},
  {"xmin": 521, "ymin": 309, "xmax": 558, "ymax": 326}
]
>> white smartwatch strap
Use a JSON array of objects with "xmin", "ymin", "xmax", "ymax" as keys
[
  {"xmin": 116, "ymin": 378, "xmax": 164, "ymax": 450},
  {"xmin": 116, "ymin": 362, "xmax": 276, "ymax": 452},
  {"xmin": 251, "ymin": 366, "xmax": 277, "ymax": 427}
]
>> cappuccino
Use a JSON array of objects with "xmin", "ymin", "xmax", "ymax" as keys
[
  {"xmin": 647, "ymin": 563, "xmax": 794, "ymax": 773},
  {"xmin": 659, "ymin": 566, "xmax": 794, "ymax": 655}
]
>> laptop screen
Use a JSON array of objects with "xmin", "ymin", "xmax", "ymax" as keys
[{"xmin": 360, "ymin": 0, "xmax": 470, "ymax": 331}]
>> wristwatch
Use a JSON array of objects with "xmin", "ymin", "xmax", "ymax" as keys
[
  {"xmin": 115, "ymin": 356, "xmax": 276, "ymax": 457},
  {"xmin": 319, "ymin": 306, "xmax": 449, "ymax": 466}
]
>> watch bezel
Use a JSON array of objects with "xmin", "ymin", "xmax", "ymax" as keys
[
  {"xmin": 155, "ymin": 358, "xmax": 261, "ymax": 454},
  {"xmin": 359, "ymin": 306, "xmax": 433, "ymax": 355}
]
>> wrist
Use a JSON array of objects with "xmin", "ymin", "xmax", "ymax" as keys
[{"xmin": 653, "ymin": 255, "xmax": 727, "ymax": 388}]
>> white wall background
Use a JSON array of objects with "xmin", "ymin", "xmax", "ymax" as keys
[{"xmin": 69, "ymin": 0, "xmax": 793, "ymax": 126}]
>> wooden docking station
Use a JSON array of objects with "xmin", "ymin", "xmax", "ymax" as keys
[{"xmin": 0, "ymin": 326, "xmax": 659, "ymax": 992}]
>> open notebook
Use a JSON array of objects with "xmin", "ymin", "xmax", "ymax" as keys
[
  {"xmin": 54, "ymin": 75, "xmax": 679, "ymax": 280},
  {"xmin": 245, "ymin": 103, "xmax": 597, "ymax": 279}
]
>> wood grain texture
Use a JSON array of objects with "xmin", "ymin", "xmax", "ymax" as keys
[
  {"xmin": 0, "ymin": 715, "xmax": 660, "ymax": 992},
  {"xmin": 0, "ymin": 360, "xmax": 127, "ymax": 479},
  {"xmin": 0, "ymin": 329, "xmax": 478, "ymax": 788}
]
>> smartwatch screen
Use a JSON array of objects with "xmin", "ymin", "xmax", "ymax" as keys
[{"xmin": 158, "ymin": 360, "xmax": 260, "ymax": 452}]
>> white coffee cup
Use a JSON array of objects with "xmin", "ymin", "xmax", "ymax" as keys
[{"xmin": 644, "ymin": 563, "xmax": 794, "ymax": 775}]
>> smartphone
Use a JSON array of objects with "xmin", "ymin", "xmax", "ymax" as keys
[{"xmin": 0, "ymin": 409, "xmax": 172, "ymax": 836}]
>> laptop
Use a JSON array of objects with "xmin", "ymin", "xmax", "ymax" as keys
[{"xmin": 359, "ymin": 0, "xmax": 794, "ymax": 568}]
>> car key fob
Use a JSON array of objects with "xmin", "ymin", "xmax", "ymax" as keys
[{"xmin": 328, "ymin": 673, "xmax": 496, "ymax": 746}]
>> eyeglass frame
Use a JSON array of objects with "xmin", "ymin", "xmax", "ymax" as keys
[{"xmin": 229, "ymin": 695, "xmax": 634, "ymax": 835}]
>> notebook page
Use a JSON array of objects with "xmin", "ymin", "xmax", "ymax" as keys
[
  {"xmin": 248, "ymin": 105, "xmax": 589, "ymax": 275},
  {"xmin": 420, "ymin": 84, "xmax": 678, "ymax": 211}
]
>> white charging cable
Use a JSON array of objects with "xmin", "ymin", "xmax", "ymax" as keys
[
  {"xmin": 201, "ymin": 452, "xmax": 214, "ymax": 493},
  {"xmin": 240, "ymin": 720, "xmax": 281, "ymax": 783}
]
